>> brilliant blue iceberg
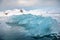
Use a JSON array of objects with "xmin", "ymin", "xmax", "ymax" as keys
[{"xmin": 6, "ymin": 14, "xmax": 57, "ymax": 36}]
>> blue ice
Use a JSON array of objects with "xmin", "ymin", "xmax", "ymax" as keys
[{"xmin": 6, "ymin": 14, "xmax": 57, "ymax": 36}]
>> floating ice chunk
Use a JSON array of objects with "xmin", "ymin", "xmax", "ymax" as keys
[{"xmin": 6, "ymin": 14, "xmax": 58, "ymax": 36}]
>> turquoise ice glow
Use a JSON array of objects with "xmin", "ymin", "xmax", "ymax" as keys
[{"xmin": 6, "ymin": 14, "xmax": 57, "ymax": 36}]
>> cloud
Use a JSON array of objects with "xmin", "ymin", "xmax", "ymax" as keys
[
  {"xmin": 0, "ymin": 0, "xmax": 60, "ymax": 11},
  {"xmin": 0, "ymin": 0, "xmax": 59, "ymax": 7},
  {"xmin": 17, "ymin": 0, "xmax": 39, "ymax": 6},
  {"xmin": 0, "ymin": 0, "xmax": 18, "ymax": 6},
  {"xmin": 0, "ymin": 0, "xmax": 39, "ymax": 7}
]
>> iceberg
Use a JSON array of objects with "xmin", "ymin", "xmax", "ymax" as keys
[{"xmin": 6, "ymin": 14, "xmax": 58, "ymax": 36}]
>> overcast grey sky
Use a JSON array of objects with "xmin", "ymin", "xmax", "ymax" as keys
[{"xmin": 0, "ymin": 0, "xmax": 60, "ymax": 11}]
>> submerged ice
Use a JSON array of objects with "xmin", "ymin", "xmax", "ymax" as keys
[{"xmin": 6, "ymin": 14, "xmax": 58, "ymax": 36}]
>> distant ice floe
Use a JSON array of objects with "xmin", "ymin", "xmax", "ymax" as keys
[
  {"xmin": 0, "ymin": 9, "xmax": 27, "ymax": 17},
  {"xmin": 0, "ymin": 9, "xmax": 60, "ymax": 17},
  {"xmin": 0, "ymin": 9, "xmax": 60, "ymax": 22}
]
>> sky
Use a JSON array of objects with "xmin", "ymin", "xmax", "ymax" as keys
[{"xmin": 0, "ymin": 0, "xmax": 60, "ymax": 11}]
